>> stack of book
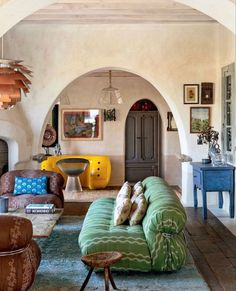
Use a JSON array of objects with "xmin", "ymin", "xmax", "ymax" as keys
[{"xmin": 25, "ymin": 203, "xmax": 55, "ymax": 214}]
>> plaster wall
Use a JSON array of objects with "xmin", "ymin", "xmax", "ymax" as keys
[
  {"xmin": 0, "ymin": 22, "xmax": 220, "ymax": 204},
  {"xmin": 57, "ymin": 76, "xmax": 181, "ymax": 186}
]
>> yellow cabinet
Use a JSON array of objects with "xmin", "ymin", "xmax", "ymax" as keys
[{"xmin": 41, "ymin": 155, "xmax": 111, "ymax": 190}]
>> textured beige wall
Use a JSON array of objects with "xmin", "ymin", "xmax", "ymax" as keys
[{"xmin": 0, "ymin": 22, "xmax": 228, "ymax": 204}]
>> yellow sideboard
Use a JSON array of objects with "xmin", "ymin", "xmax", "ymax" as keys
[{"xmin": 41, "ymin": 155, "xmax": 111, "ymax": 190}]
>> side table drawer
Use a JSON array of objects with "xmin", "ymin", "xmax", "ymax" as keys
[
  {"xmin": 193, "ymin": 170, "xmax": 201, "ymax": 186},
  {"xmin": 204, "ymin": 170, "xmax": 232, "ymax": 190}
]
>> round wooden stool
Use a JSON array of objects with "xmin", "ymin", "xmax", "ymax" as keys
[{"xmin": 80, "ymin": 251, "xmax": 123, "ymax": 291}]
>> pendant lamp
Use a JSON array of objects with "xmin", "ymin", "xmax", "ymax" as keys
[
  {"xmin": 99, "ymin": 70, "xmax": 123, "ymax": 105},
  {"xmin": 0, "ymin": 36, "xmax": 32, "ymax": 110}
]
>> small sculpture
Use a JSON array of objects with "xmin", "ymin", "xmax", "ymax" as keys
[
  {"xmin": 197, "ymin": 126, "xmax": 225, "ymax": 165},
  {"xmin": 54, "ymin": 143, "xmax": 62, "ymax": 156}
]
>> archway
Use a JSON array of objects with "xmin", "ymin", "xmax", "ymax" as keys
[{"xmin": 41, "ymin": 69, "xmax": 182, "ymax": 188}]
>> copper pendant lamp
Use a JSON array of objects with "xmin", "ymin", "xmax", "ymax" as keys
[{"xmin": 0, "ymin": 36, "xmax": 32, "ymax": 110}]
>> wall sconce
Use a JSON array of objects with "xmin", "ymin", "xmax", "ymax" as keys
[{"xmin": 104, "ymin": 108, "xmax": 116, "ymax": 121}]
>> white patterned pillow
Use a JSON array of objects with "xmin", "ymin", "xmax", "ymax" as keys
[
  {"xmin": 129, "ymin": 194, "xmax": 148, "ymax": 226},
  {"xmin": 116, "ymin": 181, "xmax": 131, "ymax": 202},
  {"xmin": 131, "ymin": 181, "xmax": 144, "ymax": 203},
  {"xmin": 114, "ymin": 198, "xmax": 132, "ymax": 225}
]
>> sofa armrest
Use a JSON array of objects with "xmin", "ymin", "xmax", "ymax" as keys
[
  {"xmin": 142, "ymin": 176, "xmax": 187, "ymax": 271},
  {"xmin": 0, "ymin": 215, "xmax": 33, "ymax": 252}
]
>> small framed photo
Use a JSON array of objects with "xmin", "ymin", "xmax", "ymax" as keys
[
  {"xmin": 183, "ymin": 84, "xmax": 199, "ymax": 104},
  {"xmin": 61, "ymin": 109, "xmax": 102, "ymax": 140},
  {"xmin": 167, "ymin": 112, "xmax": 178, "ymax": 131},
  {"xmin": 190, "ymin": 107, "xmax": 210, "ymax": 133},
  {"xmin": 201, "ymin": 82, "xmax": 214, "ymax": 104}
]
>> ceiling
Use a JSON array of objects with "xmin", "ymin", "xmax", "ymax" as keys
[{"xmin": 21, "ymin": 0, "xmax": 215, "ymax": 24}]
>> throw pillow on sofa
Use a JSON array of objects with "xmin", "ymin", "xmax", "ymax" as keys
[
  {"xmin": 13, "ymin": 176, "xmax": 48, "ymax": 195},
  {"xmin": 131, "ymin": 181, "xmax": 144, "ymax": 203},
  {"xmin": 114, "ymin": 197, "xmax": 132, "ymax": 225},
  {"xmin": 129, "ymin": 193, "xmax": 147, "ymax": 226},
  {"xmin": 114, "ymin": 181, "xmax": 132, "ymax": 225},
  {"xmin": 116, "ymin": 181, "xmax": 131, "ymax": 201}
]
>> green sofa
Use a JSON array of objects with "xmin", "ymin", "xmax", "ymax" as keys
[{"xmin": 78, "ymin": 176, "xmax": 187, "ymax": 272}]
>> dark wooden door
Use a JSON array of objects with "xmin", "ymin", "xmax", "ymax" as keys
[{"xmin": 125, "ymin": 111, "xmax": 161, "ymax": 182}]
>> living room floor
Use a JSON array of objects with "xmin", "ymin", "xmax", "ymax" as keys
[
  {"xmin": 185, "ymin": 207, "xmax": 236, "ymax": 291},
  {"xmin": 63, "ymin": 188, "xmax": 236, "ymax": 291}
]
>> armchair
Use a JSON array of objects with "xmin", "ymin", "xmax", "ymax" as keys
[
  {"xmin": 0, "ymin": 170, "xmax": 64, "ymax": 209},
  {"xmin": 0, "ymin": 215, "xmax": 41, "ymax": 291}
]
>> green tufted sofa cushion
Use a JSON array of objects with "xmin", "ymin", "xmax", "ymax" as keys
[{"xmin": 79, "ymin": 197, "xmax": 151, "ymax": 271}]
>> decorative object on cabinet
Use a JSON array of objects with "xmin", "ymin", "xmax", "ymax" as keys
[
  {"xmin": 56, "ymin": 158, "xmax": 89, "ymax": 193},
  {"xmin": 201, "ymin": 82, "xmax": 214, "ymax": 104},
  {"xmin": 99, "ymin": 70, "xmax": 123, "ymax": 105},
  {"xmin": 183, "ymin": 84, "xmax": 199, "ymax": 104},
  {"xmin": 197, "ymin": 125, "xmax": 222, "ymax": 164},
  {"xmin": 167, "ymin": 112, "xmax": 178, "ymax": 131},
  {"xmin": 61, "ymin": 109, "xmax": 102, "ymax": 140},
  {"xmin": 104, "ymin": 108, "xmax": 116, "ymax": 121},
  {"xmin": 190, "ymin": 107, "xmax": 210, "ymax": 133}
]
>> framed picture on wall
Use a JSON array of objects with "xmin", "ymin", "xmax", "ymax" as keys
[
  {"xmin": 190, "ymin": 107, "xmax": 210, "ymax": 133},
  {"xmin": 61, "ymin": 109, "xmax": 102, "ymax": 140},
  {"xmin": 183, "ymin": 84, "xmax": 199, "ymax": 104},
  {"xmin": 201, "ymin": 82, "xmax": 214, "ymax": 104},
  {"xmin": 167, "ymin": 112, "xmax": 178, "ymax": 131}
]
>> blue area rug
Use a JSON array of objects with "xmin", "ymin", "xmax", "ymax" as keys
[{"xmin": 30, "ymin": 216, "xmax": 210, "ymax": 291}]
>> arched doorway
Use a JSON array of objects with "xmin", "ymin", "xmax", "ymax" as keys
[
  {"xmin": 0, "ymin": 139, "xmax": 8, "ymax": 176},
  {"xmin": 125, "ymin": 99, "xmax": 161, "ymax": 182}
]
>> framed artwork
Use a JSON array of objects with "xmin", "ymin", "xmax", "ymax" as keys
[
  {"xmin": 190, "ymin": 107, "xmax": 210, "ymax": 133},
  {"xmin": 167, "ymin": 112, "xmax": 178, "ymax": 131},
  {"xmin": 201, "ymin": 82, "xmax": 214, "ymax": 104},
  {"xmin": 183, "ymin": 84, "xmax": 199, "ymax": 104},
  {"xmin": 61, "ymin": 109, "xmax": 102, "ymax": 140}
]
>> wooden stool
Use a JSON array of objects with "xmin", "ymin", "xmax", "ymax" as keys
[{"xmin": 80, "ymin": 251, "xmax": 123, "ymax": 291}]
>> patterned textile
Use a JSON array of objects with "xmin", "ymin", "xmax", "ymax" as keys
[
  {"xmin": 0, "ymin": 170, "xmax": 64, "ymax": 208},
  {"xmin": 114, "ymin": 197, "xmax": 132, "ymax": 225},
  {"xmin": 13, "ymin": 176, "xmax": 48, "ymax": 195},
  {"xmin": 79, "ymin": 176, "xmax": 187, "ymax": 272},
  {"xmin": 129, "ymin": 193, "xmax": 147, "ymax": 226},
  {"xmin": 116, "ymin": 181, "xmax": 131, "ymax": 201},
  {"xmin": 131, "ymin": 181, "xmax": 143, "ymax": 203},
  {"xmin": 79, "ymin": 198, "xmax": 151, "ymax": 271},
  {"xmin": 142, "ymin": 176, "xmax": 187, "ymax": 271},
  {"xmin": 0, "ymin": 215, "xmax": 41, "ymax": 291},
  {"xmin": 114, "ymin": 181, "xmax": 132, "ymax": 225}
]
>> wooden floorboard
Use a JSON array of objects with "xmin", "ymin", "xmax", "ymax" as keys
[{"xmin": 185, "ymin": 207, "xmax": 236, "ymax": 291}]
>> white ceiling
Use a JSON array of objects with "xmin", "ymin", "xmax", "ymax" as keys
[{"xmin": 21, "ymin": 0, "xmax": 215, "ymax": 24}]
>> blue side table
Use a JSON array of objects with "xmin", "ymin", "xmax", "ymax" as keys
[{"xmin": 191, "ymin": 162, "xmax": 235, "ymax": 219}]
